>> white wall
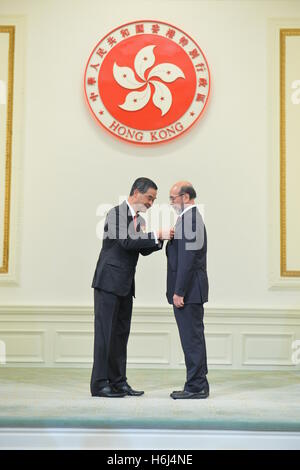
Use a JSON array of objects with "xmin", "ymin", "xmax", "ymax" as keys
[{"xmin": 0, "ymin": 2, "xmax": 300, "ymax": 320}]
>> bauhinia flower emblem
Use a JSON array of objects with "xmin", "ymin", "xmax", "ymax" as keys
[{"xmin": 113, "ymin": 45, "xmax": 185, "ymax": 116}]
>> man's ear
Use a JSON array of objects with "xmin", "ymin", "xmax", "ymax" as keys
[{"xmin": 183, "ymin": 194, "xmax": 189, "ymax": 204}]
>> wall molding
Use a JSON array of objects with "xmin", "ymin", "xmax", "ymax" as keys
[
  {"xmin": 0, "ymin": 16, "xmax": 26, "ymax": 285},
  {"xmin": 0, "ymin": 305, "xmax": 300, "ymax": 369},
  {"xmin": 268, "ymin": 18, "xmax": 300, "ymax": 288},
  {"xmin": 1, "ymin": 304, "xmax": 300, "ymax": 317}
]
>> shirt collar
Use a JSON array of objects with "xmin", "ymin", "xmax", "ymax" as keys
[
  {"xmin": 126, "ymin": 200, "xmax": 136, "ymax": 218},
  {"xmin": 179, "ymin": 204, "xmax": 197, "ymax": 217}
]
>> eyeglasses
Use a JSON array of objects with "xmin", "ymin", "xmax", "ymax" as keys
[{"xmin": 169, "ymin": 193, "xmax": 184, "ymax": 203}]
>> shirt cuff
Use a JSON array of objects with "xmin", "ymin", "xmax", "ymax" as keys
[{"xmin": 153, "ymin": 231, "xmax": 159, "ymax": 244}]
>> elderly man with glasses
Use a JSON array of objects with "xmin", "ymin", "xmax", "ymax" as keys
[{"xmin": 166, "ymin": 181, "xmax": 209, "ymax": 399}]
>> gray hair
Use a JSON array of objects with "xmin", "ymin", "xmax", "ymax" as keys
[{"xmin": 180, "ymin": 185, "xmax": 197, "ymax": 200}]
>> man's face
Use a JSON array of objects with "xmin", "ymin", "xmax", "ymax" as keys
[
  {"xmin": 169, "ymin": 188, "xmax": 184, "ymax": 215},
  {"xmin": 135, "ymin": 188, "xmax": 157, "ymax": 212}
]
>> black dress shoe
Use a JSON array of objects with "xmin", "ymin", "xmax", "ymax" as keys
[
  {"xmin": 170, "ymin": 389, "xmax": 209, "ymax": 400},
  {"xmin": 113, "ymin": 383, "xmax": 144, "ymax": 396},
  {"xmin": 91, "ymin": 385, "xmax": 127, "ymax": 398}
]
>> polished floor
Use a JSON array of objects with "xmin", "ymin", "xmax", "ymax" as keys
[{"xmin": 0, "ymin": 368, "xmax": 299, "ymax": 432}]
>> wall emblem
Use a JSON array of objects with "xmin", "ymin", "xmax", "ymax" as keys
[{"xmin": 84, "ymin": 20, "xmax": 210, "ymax": 145}]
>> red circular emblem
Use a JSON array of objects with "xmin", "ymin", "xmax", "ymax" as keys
[{"xmin": 84, "ymin": 20, "xmax": 211, "ymax": 145}]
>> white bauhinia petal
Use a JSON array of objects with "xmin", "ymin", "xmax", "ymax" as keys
[
  {"xmin": 134, "ymin": 45, "xmax": 156, "ymax": 81},
  {"xmin": 119, "ymin": 84, "xmax": 151, "ymax": 112},
  {"xmin": 150, "ymin": 80, "xmax": 172, "ymax": 116},
  {"xmin": 148, "ymin": 63, "xmax": 185, "ymax": 83},
  {"xmin": 113, "ymin": 62, "xmax": 145, "ymax": 90}
]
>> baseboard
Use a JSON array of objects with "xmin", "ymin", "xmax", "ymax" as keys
[{"xmin": 1, "ymin": 427, "xmax": 300, "ymax": 450}]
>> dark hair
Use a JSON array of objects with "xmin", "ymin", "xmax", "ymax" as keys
[
  {"xmin": 129, "ymin": 177, "xmax": 158, "ymax": 196},
  {"xmin": 180, "ymin": 185, "xmax": 197, "ymax": 200}
]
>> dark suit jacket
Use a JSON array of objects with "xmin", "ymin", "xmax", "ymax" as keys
[
  {"xmin": 166, "ymin": 206, "xmax": 208, "ymax": 305},
  {"xmin": 92, "ymin": 200, "xmax": 162, "ymax": 296}
]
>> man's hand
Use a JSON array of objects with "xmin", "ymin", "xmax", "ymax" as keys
[
  {"xmin": 157, "ymin": 228, "xmax": 175, "ymax": 240},
  {"xmin": 173, "ymin": 294, "xmax": 184, "ymax": 308}
]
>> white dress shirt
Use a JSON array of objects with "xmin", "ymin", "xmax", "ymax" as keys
[{"xmin": 179, "ymin": 204, "xmax": 197, "ymax": 217}]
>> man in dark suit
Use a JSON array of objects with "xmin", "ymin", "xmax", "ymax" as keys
[
  {"xmin": 166, "ymin": 181, "xmax": 209, "ymax": 399},
  {"xmin": 91, "ymin": 177, "xmax": 173, "ymax": 398}
]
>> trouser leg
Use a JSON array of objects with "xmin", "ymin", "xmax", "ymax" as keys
[
  {"xmin": 108, "ymin": 292, "xmax": 133, "ymax": 386},
  {"xmin": 90, "ymin": 288, "xmax": 119, "ymax": 394},
  {"xmin": 174, "ymin": 303, "xmax": 209, "ymax": 392}
]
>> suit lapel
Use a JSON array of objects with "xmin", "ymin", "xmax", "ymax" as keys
[{"xmin": 120, "ymin": 200, "xmax": 133, "ymax": 227}]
